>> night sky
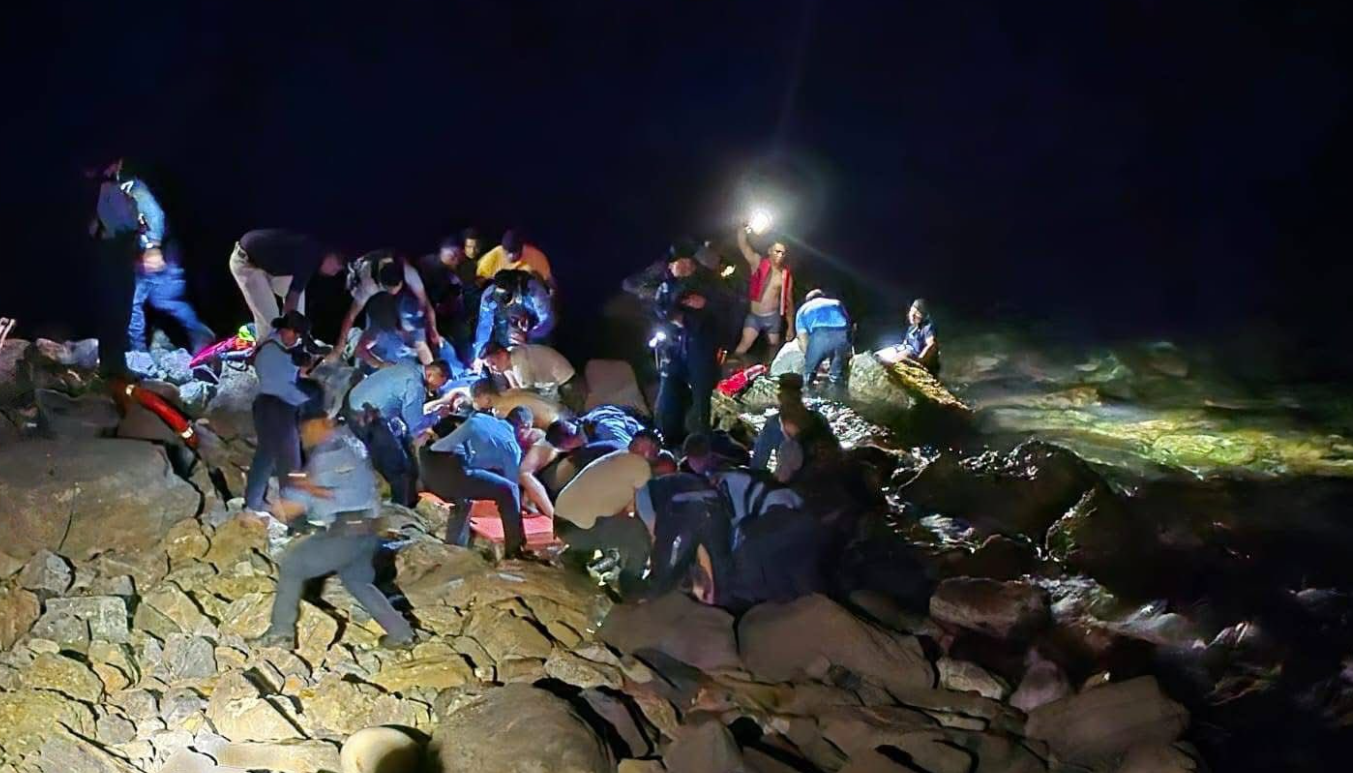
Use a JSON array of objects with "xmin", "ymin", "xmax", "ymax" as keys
[{"xmin": 5, "ymin": 1, "xmax": 1351, "ymax": 376}]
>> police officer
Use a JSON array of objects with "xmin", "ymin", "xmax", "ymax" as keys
[{"xmin": 651, "ymin": 242, "xmax": 726, "ymax": 446}]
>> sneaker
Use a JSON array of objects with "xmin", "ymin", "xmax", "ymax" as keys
[{"xmin": 378, "ymin": 633, "xmax": 416, "ymax": 651}]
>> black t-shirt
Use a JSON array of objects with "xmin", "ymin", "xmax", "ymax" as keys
[{"xmin": 240, "ymin": 229, "xmax": 327, "ymax": 300}]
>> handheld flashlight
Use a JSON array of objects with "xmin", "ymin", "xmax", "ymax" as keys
[
  {"xmin": 748, "ymin": 208, "xmax": 773, "ymax": 235},
  {"xmin": 648, "ymin": 330, "xmax": 668, "ymax": 349}
]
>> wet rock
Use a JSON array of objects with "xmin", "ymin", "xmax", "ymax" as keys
[
  {"xmin": 663, "ymin": 718, "xmax": 745, "ymax": 773},
  {"xmin": 18, "ymin": 549, "xmax": 74, "ymax": 595},
  {"xmin": 0, "ymin": 689, "xmax": 98, "ymax": 754},
  {"xmin": 600, "ymin": 592, "xmax": 741, "ymax": 672},
  {"xmin": 738, "ymin": 594, "xmax": 935, "ymax": 696},
  {"xmin": 898, "ymin": 441, "xmax": 1102, "ymax": 539},
  {"xmin": 214, "ymin": 741, "xmax": 342, "ymax": 773},
  {"xmin": 34, "ymin": 388, "xmax": 120, "ymax": 438},
  {"xmin": 0, "ymin": 586, "xmax": 41, "ymax": 649},
  {"xmin": 1009, "ymin": 650, "xmax": 1071, "ymax": 713},
  {"xmin": 930, "ymin": 578, "xmax": 1051, "ymax": 640},
  {"xmin": 430, "ymin": 683, "xmax": 614, "ymax": 773},
  {"xmin": 1025, "ymin": 676, "xmax": 1189, "ymax": 765},
  {"xmin": 941, "ymin": 535, "xmax": 1040, "ymax": 582},
  {"xmin": 1045, "ymin": 488, "xmax": 1149, "ymax": 582},
  {"xmin": 340, "ymin": 726, "xmax": 422, "ymax": 773},
  {"xmin": 937, "ymin": 658, "xmax": 1011, "ymax": 701},
  {"xmin": 33, "ymin": 728, "xmax": 141, "ymax": 773},
  {"xmin": 40, "ymin": 596, "xmax": 131, "ymax": 643},
  {"xmin": 0, "ymin": 439, "xmax": 202, "ymax": 562},
  {"xmin": 19, "ymin": 652, "xmax": 105, "ymax": 702}
]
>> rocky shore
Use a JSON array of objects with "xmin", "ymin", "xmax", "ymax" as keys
[{"xmin": 3, "ymin": 331, "xmax": 1352, "ymax": 771}]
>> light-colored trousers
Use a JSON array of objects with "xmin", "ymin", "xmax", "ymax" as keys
[{"xmin": 228, "ymin": 242, "xmax": 305, "ymax": 340}]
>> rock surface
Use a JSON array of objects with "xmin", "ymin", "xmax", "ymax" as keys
[
  {"xmin": 430, "ymin": 683, "xmax": 614, "ymax": 773},
  {"xmin": 0, "ymin": 440, "xmax": 202, "ymax": 561}
]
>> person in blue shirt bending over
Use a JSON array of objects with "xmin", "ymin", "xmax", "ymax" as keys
[
  {"xmin": 244, "ymin": 311, "xmax": 320, "ymax": 514},
  {"xmin": 419, "ymin": 407, "xmax": 537, "ymax": 559},
  {"xmin": 794, "ymin": 289, "xmax": 853, "ymax": 395},
  {"xmin": 344, "ymin": 359, "xmax": 454, "ymax": 506},
  {"xmin": 877, "ymin": 298, "xmax": 940, "ymax": 374}
]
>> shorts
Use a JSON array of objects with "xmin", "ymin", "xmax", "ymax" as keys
[{"xmin": 743, "ymin": 311, "xmax": 784, "ymax": 335}]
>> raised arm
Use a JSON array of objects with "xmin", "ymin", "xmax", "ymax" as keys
[{"xmin": 736, "ymin": 226, "xmax": 761, "ymax": 269}]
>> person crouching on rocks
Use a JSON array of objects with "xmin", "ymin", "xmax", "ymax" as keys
[
  {"xmin": 252, "ymin": 403, "xmax": 415, "ymax": 649},
  {"xmin": 876, "ymin": 298, "xmax": 940, "ymax": 374}
]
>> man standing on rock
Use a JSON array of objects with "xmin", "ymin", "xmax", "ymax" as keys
[
  {"xmin": 228, "ymin": 229, "xmax": 346, "ymax": 341},
  {"xmin": 253, "ymin": 404, "xmax": 415, "ymax": 649},
  {"xmin": 86, "ymin": 154, "xmax": 143, "ymax": 380},
  {"xmin": 734, "ymin": 224, "xmax": 795, "ymax": 360}
]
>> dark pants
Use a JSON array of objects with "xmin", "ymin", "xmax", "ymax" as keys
[
  {"xmin": 348, "ymin": 409, "xmax": 418, "ymax": 507},
  {"xmin": 655, "ymin": 350, "xmax": 718, "ymax": 445},
  {"xmin": 803, "ymin": 327, "xmax": 851, "ymax": 388},
  {"xmin": 647, "ymin": 493, "xmax": 734, "ymax": 603},
  {"xmin": 750, "ymin": 415, "xmax": 784, "ymax": 471},
  {"xmin": 245, "ymin": 394, "xmax": 301, "ymax": 511},
  {"xmin": 556, "ymin": 516, "xmax": 652, "ymax": 593},
  {"xmin": 96, "ymin": 233, "xmax": 140, "ymax": 378},
  {"xmin": 129, "ymin": 263, "xmax": 214, "ymax": 352},
  {"xmin": 419, "ymin": 447, "xmax": 524, "ymax": 555},
  {"xmin": 267, "ymin": 515, "xmax": 413, "ymax": 641},
  {"xmin": 725, "ymin": 509, "xmax": 829, "ymax": 611}
]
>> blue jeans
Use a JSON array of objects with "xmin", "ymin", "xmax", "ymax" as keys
[
  {"xmin": 419, "ymin": 448, "xmax": 525, "ymax": 555},
  {"xmin": 129, "ymin": 265, "xmax": 214, "ymax": 352},
  {"xmin": 803, "ymin": 327, "xmax": 851, "ymax": 388}
]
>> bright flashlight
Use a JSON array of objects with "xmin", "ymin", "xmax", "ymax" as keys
[
  {"xmin": 648, "ymin": 330, "xmax": 668, "ymax": 349},
  {"xmin": 748, "ymin": 208, "xmax": 773, "ymax": 235}
]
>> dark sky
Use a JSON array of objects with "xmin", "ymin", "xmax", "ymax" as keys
[{"xmin": 4, "ymin": 1, "xmax": 1351, "ymax": 374}]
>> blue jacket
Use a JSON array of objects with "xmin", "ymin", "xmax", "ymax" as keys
[
  {"xmin": 346, "ymin": 361, "xmax": 437, "ymax": 435},
  {"xmin": 254, "ymin": 337, "xmax": 310, "ymax": 406},
  {"xmin": 429, "ymin": 412, "xmax": 522, "ymax": 477}
]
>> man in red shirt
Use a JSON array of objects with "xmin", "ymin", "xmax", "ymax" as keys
[{"xmin": 734, "ymin": 225, "xmax": 795, "ymax": 359}]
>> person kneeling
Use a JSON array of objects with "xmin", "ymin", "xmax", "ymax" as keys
[{"xmin": 252, "ymin": 408, "xmax": 415, "ymax": 650}]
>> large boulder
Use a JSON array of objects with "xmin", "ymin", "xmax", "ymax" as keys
[
  {"xmin": 929, "ymin": 578, "xmax": 1051, "ymax": 640},
  {"xmin": 1024, "ymin": 676, "xmax": 1189, "ymax": 765},
  {"xmin": 600, "ymin": 592, "xmax": 742, "ymax": 672},
  {"xmin": 738, "ymin": 594, "xmax": 935, "ymax": 696},
  {"xmin": 0, "ymin": 439, "xmax": 202, "ymax": 561},
  {"xmin": 0, "ymin": 338, "xmax": 32, "ymax": 404},
  {"xmin": 896, "ymin": 440, "xmax": 1103, "ymax": 539},
  {"xmin": 34, "ymin": 389, "xmax": 120, "ymax": 438},
  {"xmin": 430, "ymin": 684, "xmax": 614, "ymax": 773}
]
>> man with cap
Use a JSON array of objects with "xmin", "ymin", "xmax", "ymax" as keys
[
  {"xmin": 85, "ymin": 154, "xmax": 144, "ymax": 379},
  {"xmin": 244, "ymin": 311, "xmax": 318, "ymax": 513},
  {"xmin": 794, "ymin": 289, "xmax": 853, "ymax": 394},
  {"xmin": 229, "ymin": 229, "xmax": 346, "ymax": 340},
  {"xmin": 251, "ymin": 404, "xmax": 415, "ymax": 649}
]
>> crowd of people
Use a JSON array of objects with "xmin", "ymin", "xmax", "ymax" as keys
[{"xmin": 84, "ymin": 154, "xmax": 947, "ymax": 648}]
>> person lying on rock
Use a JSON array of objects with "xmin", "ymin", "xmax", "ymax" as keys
[
  {"xmin": 876, "ymin": 298, "xmax": 940, "ymax": 374},
  {"xmin": 679, "ymin": 432, "xmax": 750, "ymax": 475},
  {"xmin": 546, "ymin": 406, "xmax": 651, "ymax": 470},
  {"xmin": 419, "ymin": 405, "xmax": 531, "ymax": 559},
  {"xmin": 508, "ymin": 406, "xmax": 558, "ymax": 520},
  {"xmin": 251, "ymin": 405, "xmax": 416, "ymax": 650},
  {"xmin": 470, "ymin": 376, "xmax": 570, "ymax": 429}
]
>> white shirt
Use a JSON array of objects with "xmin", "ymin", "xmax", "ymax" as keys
[{"xmin": 506, "ymin": 344, "xmax": 575, "ymax": 390}]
